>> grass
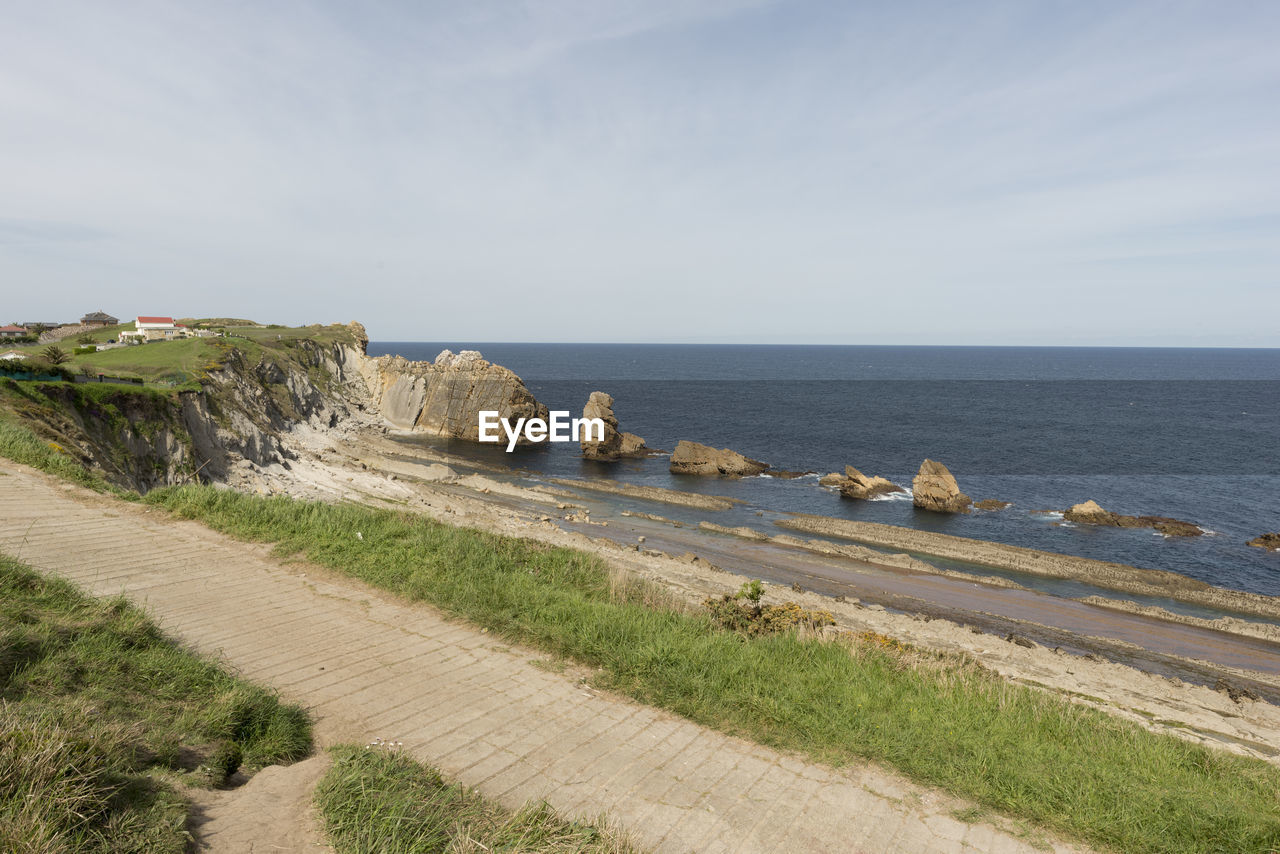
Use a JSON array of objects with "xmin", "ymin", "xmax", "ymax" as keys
[
  {"xmin": 144, "ymin": 485, "xmax": 1280, "ymax": 854},
  {"xmin": 0, "ymin": 419, "xmax": 114, "ymax": 492},
  {"xmin": 0, "ymin": 553, "xmax": 312, "ymax": 852},
  {"xmin": 315, "ymin": 743, "xmax": 634, "ymax": 854},
  {"xmin": 65, "ymin": 338, "xmax": 230, "ymax": 385},
  {"xmin": 5, "ymin": 321, "xmax": 360, "ymax": 388}
]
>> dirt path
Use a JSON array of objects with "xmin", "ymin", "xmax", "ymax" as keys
[{"xmin": 0, "ymin": 461, "xmax": 1086, "ymax": 854}]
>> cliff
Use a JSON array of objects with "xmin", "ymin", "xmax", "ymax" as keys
[
  {"xmin": 0, "ymin": 322, "xmax": 372, "ymax": 492},
  {"xmin": 0, "ymin": 322, "xmax": 556, "ymax": 492},
  {"xmin": 358, "ymin": 347, "xmax": 547, "ymax": 443}
]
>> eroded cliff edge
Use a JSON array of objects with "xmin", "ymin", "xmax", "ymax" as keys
[{"xmin": 0, "ymin": 321, "xmax": 548, "ymax": 492}]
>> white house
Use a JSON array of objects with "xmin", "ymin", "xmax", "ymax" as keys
[{"xmin": 120, "ymin": 316, "xmax": 192, "ymax": 342}]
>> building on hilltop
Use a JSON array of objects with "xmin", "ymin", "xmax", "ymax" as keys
[
  {"xmin": 120, "ymin": 316, "xmax": 193, "ymax": 343},
  {"xmin": 0, "ymin": 324, "xmax": 27, "ymax": 339},
  {"xmin": 80, "ymin": 310, "xmax": 119, "ymax": 326}
]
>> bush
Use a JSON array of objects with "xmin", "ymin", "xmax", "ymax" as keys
[{"xmin": 703, "ymin": 580, "xmax": 835, "ymax": 636}]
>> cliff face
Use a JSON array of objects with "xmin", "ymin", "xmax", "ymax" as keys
[
  {"xmin": 359, "ymin": 348, "xmax": 548, "ymax": 443},
  {"xmin": 185, "ymin": 333, "xmax": 371, "ymax": 481},
  {"xmin": 0, "ymin": 323, "xmax": 373, "ymax": 492},
  {"xmin": 3, "ymin": 381, "xmax": 199, "ymax": 491},
  {"xmin": 1, "ymin": 322, "xmax": 550, "ymax": 492}
]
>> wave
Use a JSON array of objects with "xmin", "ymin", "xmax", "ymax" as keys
[{"xmin": 870, "ymin": 489, "xmax": 914, "ymax": 502}]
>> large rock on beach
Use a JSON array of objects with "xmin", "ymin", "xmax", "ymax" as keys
[
  {"xmin": 669, "ymin": 440, "xmax": 769, "ymax": 477},
  {"xmin": 839, "ymin": 466, "xmax": 904, "ymax": 500},
  {"xmin": 1248, "ymin": 533, "xmax": 1280, "ymax": 551},
  {"xmin": 359, "ymin": 349, "xmax": 548, "ymax": 444},
  {"xmin": 911, "ymin": 459, "xmax": 972, "ymax": 513},
  {"xmin": 580, "ymin": 391, "xmax": 648, "ymax": 461},
  {"xmin": 1064, "ymin": 500, "xmax": 1202, "ymax": 537}
]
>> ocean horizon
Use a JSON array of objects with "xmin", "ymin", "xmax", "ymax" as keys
[{"xmin": 370, "ymin": 342, "xmax": 1280, "ymax": 598}]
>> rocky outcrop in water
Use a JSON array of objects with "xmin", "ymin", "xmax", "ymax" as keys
[
  {"xmin": 580, "ymin": 391, "xmax": 647, "ymax": 461},
  {"xmin": 974, "ymin": 499, "xmax": 1011, "ymax": 511},
  {"xmin": 1064, "ymin": 501, "xmax": 1202, "ymax": 537},
  {"xmin": 669, "ymin": 441, "xmax": 769, "ymax": 477},
  {"xmin": 835, "ymin": 466, "xmax": 903, "ymax": 500},
  {"xmin": 911, "ymin": 459, "xmax": 972, "ymax": 513},
  {"xmin": 1248, "ymin": 533, "xmax": 1280, "ymax": 551},
  {"xmin": 360, "ymin": 348, "xmax": 547, "ymax": 444}
]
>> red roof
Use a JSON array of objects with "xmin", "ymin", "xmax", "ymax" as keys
[
  {"xmin": 136, "ymin": 316, "xmax": 174, "ymax": 324},
  {"xmin": 0, "ymin": 325, "xmax": 25, "ymax": 332}
]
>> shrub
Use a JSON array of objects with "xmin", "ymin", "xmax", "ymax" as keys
[{"xmin": 703, "ymin": 580, "xmax": 835, "ymax": 636}]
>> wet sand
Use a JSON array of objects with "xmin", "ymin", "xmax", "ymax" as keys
[{"xmin": 777, "ymin": 513, "xmax": 1280, "ymax": 620}]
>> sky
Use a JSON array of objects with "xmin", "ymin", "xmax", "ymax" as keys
[{"xmin": 1, "ymin": 0, "xmax": 1278, "ymax": 345}]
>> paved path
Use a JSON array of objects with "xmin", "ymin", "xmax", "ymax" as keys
[{"xmin": 0, "ymin": 461, "xmax": 1085, "ymax": 854}]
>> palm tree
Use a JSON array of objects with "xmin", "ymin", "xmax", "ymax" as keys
[{"xmin": 42, "ymin": 345, "xmax": 71, "ymax": 365}]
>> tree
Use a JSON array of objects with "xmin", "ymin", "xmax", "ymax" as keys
[
  {"xmin": 77, "ymin": 333, "xmax": 95, "ymax": 345},
  {"xmin": 42, "ymin": 345, "xmax": 71, "ymax": 365}
]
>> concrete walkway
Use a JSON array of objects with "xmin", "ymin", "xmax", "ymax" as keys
[{"xmin": 0, "ymin": 461, "xmax": 1085, "ymax": 853}]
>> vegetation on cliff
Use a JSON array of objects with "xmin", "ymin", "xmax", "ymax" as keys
[{"xmin": 0, "ymin": 321, "xmax": 367, "ymax": 492}]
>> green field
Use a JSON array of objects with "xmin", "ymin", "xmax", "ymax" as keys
[{"xmin": 6, "ymin": 320, "xmax": 359, "ymax": 387}]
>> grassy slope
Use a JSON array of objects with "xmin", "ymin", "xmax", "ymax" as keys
[
  {"xmin": 316, "ymin": 744, "xmax": 634, "ymax": 854},
  {"xmin": 144, "ymin": 485, "xmax": 1280, "ymax": 854},
  {"xmin": 7, "ymin": 321, "xmax": 357, "ymax": 387},
  {"xmin": 0, "ymin": 419, "xmax": 115, "ymax": 492},
  {"xmin": 0, "ymin": 554, "xmax": 311, "ymax": 853}
]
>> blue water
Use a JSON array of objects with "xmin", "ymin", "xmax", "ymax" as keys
[{"xmin": 370, "ymin": 343, "xmax": 1280, "ymax": 597}]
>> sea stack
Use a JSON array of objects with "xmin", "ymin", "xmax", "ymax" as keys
[
  {"xmin": 838, "ymin": 466, "xmax": 904, "ymax": 500},
  {"xmin": 669, "ymin": 440, "xmax": 769, "ymax": 477},
  {"xmin": 580, "ymin": 391, "xmax": 647, "ymax": 461},
  {"xmin": 359, "ymin": 348, "xmax": 548, "ymax": 444},
  {"xmin": 1064, "ymin": 501, "xmax": 1202, "ymax": 537},
  {"xmin": 911, "ymin": 459, "xmax": 972, "ymax": 513}
]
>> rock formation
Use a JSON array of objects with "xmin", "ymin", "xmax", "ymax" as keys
[
  {"xmin": 973, "ymin": 499, "xmax": 1011, "ymax": 511},
  {"xmin": 818, "ymin": 472, "xmax": 846, "ymax": 487},
  {"xmin": 837, "ymin": 466, "xmax": 903, "ymax": 500},
  {"xmin": 1064, "ymin": 501, "xmax": 1202, "ymax": 537},
  {"xmin": 579, "ymin": 391, "xmax": 648, "ymax": 461},
  {"xmin": 1248, "ymin": 533, "xmax": 1280, "ymax": 551},
  {"xmin": 911, "ymin": 459, "xmax": 972, "ymax": 513},
  {"xmin": 359, "ymin": 349, "xmax": 548, "ymax": 444},
  {"xmin": 669, "ymin": 441, "xmax": 769, "ymax": 477}
]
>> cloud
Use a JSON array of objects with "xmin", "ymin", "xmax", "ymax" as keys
[{"xmin": 0, "ymin": 0, "xmax": 1277, "ymax": 343}]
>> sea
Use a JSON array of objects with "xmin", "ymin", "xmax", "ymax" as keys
[{"xmin": 368, "ymin": 343, "xmax": 1280, "ymax": 598}]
